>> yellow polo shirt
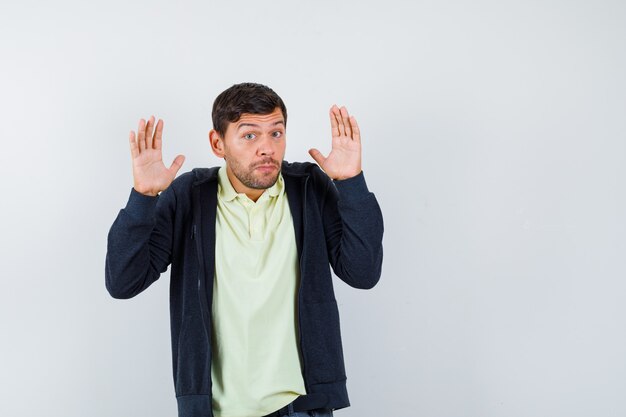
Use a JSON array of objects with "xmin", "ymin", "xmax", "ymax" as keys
[{"xmin": 211, "ymin": 165, "xmax": 306, "ymax": 417}]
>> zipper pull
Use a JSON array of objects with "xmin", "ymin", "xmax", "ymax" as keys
[{"xmin": 191, "ymin": 224, "xmax": 196, "ymax": 240}]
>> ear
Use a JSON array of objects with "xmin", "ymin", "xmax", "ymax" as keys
[{"xmin": 209, "ymin": 129, "xmax": 225, "ymax": 158}]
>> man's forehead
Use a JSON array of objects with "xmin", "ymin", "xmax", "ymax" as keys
[{"xmin": 235, "ymin": 108, "xmax": 284, "ymax": 126}]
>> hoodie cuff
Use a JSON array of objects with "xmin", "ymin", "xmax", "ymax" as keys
[
  {"xmin": 124, "ymin": 187, "xmax": 159, "ymax": 220},
  {"xmin": 333, "ymin": 171, "xmax": 370, "ymax": 198}
]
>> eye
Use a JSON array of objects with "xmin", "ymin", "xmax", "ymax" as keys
[
  {"xmin": 272, "ymin": 131, "xmax": 283, "ymax": 138},
  {"xmin": 243, "ymin": 133, "xmax": 256, "ymax": 140}
]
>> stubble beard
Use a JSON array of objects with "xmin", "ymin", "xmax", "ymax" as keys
[{"xmin": 225, "ymin": 156, "xmax": 281, "ymax": 190}]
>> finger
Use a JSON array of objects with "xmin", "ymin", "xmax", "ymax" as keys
[
  {"xmin": 329, "ymin": 106, "xmax": 340, "ymax": 138},
  {"xmin": 129, "ymin": 130, "xmax": 139, "ymax": 159},
  {"xmin": 169, "ymin": 154, "xmax": 185, "ymax": 176},
  {"xmin": 333, "ymin": 106, "xmax": 345, "ymax": 136},
  {"xmin": 137, "ymin": 118, "xmax": 146, "ymax": 151},
  {"xmin": 308, "ymin": 148, "xmax": 327, "ymax": 167},
  {"xmin": 153, "ymin": 119, "xmax": 164, "ymax": 150},
  {"xmin": 349, "ymin": 115, "xmax": 361, "ymax": 142},
  {"xmin": 145, "ymin": 115, "xmax": 156, "ymax": 149},
  {"xmin": 340, "ymin": 106, "xmax": 352, "ymax": 138}
]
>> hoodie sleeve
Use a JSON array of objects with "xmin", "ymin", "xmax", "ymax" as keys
[
  {"xmin": 105, "ymin": 185, "xmax": 176, "ymax": 299},
  {"xmin": 319, "ymin": 168, "xmax": 384, "ymax": 289}
]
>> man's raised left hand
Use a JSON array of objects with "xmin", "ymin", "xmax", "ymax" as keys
[{"xmin": 309, "ymin": 105, "xmax": 362, "ymax": 180}]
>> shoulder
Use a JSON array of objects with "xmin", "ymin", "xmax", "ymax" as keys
[
  {"xmin": 166, "ymin": 166, "xmax": 221, "ymax": 197},
  {"xmin": 282, "ymin": 160, "xmax": 334, "ymax": 204},
  {"xmin": 281, "ymin": 160, "xmax": 314, "ymax": 175},
  {"xmin": 282, "ymin": 160, "xmax": 330, "ymax": 184}
]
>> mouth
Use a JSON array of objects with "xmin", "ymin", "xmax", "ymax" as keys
[
  {"xmin": 255, "ymin": 164, "xmax": 278, "ymax": 172},
  {"xmin": 253, "ymin": 160, "xmax": 279, "ymax": 172}
]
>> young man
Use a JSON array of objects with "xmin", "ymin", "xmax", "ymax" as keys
[{"xmin": 105, "ymin": 83, "xmax": 384, "ymax": 417}]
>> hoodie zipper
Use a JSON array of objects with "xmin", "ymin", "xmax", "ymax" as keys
[
  {"xmin": 191, "ymin": 184, "xmax": 214, "ymax": 413},
  {"xmin": 298, "ymin": 175, "xmax": 310, "ymax": 393}
]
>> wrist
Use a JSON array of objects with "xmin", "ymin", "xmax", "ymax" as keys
[
  {"xmin": 133, "ymin": 187, "xmax": 159, "ymax": 197},
  {"xmin": 333, "ymin": 170, "xmax": 362, "ymax": 181},
  {"xmin": 333, "ymin": 171, "xmax": 370, "ymax": 197}
]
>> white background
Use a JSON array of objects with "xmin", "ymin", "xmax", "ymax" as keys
[{"xmin": 1, "ymin": 0, "xmax": 625, "ymax": 416}]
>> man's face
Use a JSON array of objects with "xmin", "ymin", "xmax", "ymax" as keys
[{"xmin": 212, "ymin": 107, "xmax": 286, "ymax": 196}]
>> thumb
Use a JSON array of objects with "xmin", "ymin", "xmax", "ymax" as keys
[
  {"xmin": 169, "ymin": 154, "xmax": 185, "ymax": 175},
  {"xmin": 308, "ymin": 148, "xmax": 326, "ymax": 167}
]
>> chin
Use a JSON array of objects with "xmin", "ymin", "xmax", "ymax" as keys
[{"xmin": 251, "ymin": 173, "xmax": 280, "ymax": 190}]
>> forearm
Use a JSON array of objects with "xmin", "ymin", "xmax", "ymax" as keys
[
  {"xmin": 326, "ymin": 171, "xmax": 384, "ymax": 289},
  {"xmin": 105, "ymin": 187, "xmax": 173, "ymax": 299}
]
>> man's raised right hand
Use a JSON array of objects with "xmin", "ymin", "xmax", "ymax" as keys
[{"xmin": 129, "ymin": 115, "xmax": 185, "ymax": 197}]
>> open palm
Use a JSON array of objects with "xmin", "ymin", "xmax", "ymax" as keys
[
  {"xmin": 309, "ymin": 105, "xmax": 362, "ymax": 180},
  {"xmin": 130, "ymin": 116, "xmax": 185, "ymax": 196}
]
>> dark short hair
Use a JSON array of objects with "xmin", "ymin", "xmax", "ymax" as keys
[{"xmin": 211, "ymin": 82, "xmax": 287, "ymax": 137}]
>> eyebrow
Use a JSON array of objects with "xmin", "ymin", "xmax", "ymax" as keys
[{"xmin": 237, "ymin": 120, "xmax": 285, "ymax": 131}]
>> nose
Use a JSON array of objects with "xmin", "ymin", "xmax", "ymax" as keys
[{"xmin": 257, "ymin": 134, "xmax": 276, "ymax": 157}]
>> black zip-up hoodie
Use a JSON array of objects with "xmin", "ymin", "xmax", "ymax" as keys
[{"xmin": 105, "ymin": 161, "xmax": 384, "ymax": 417}]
